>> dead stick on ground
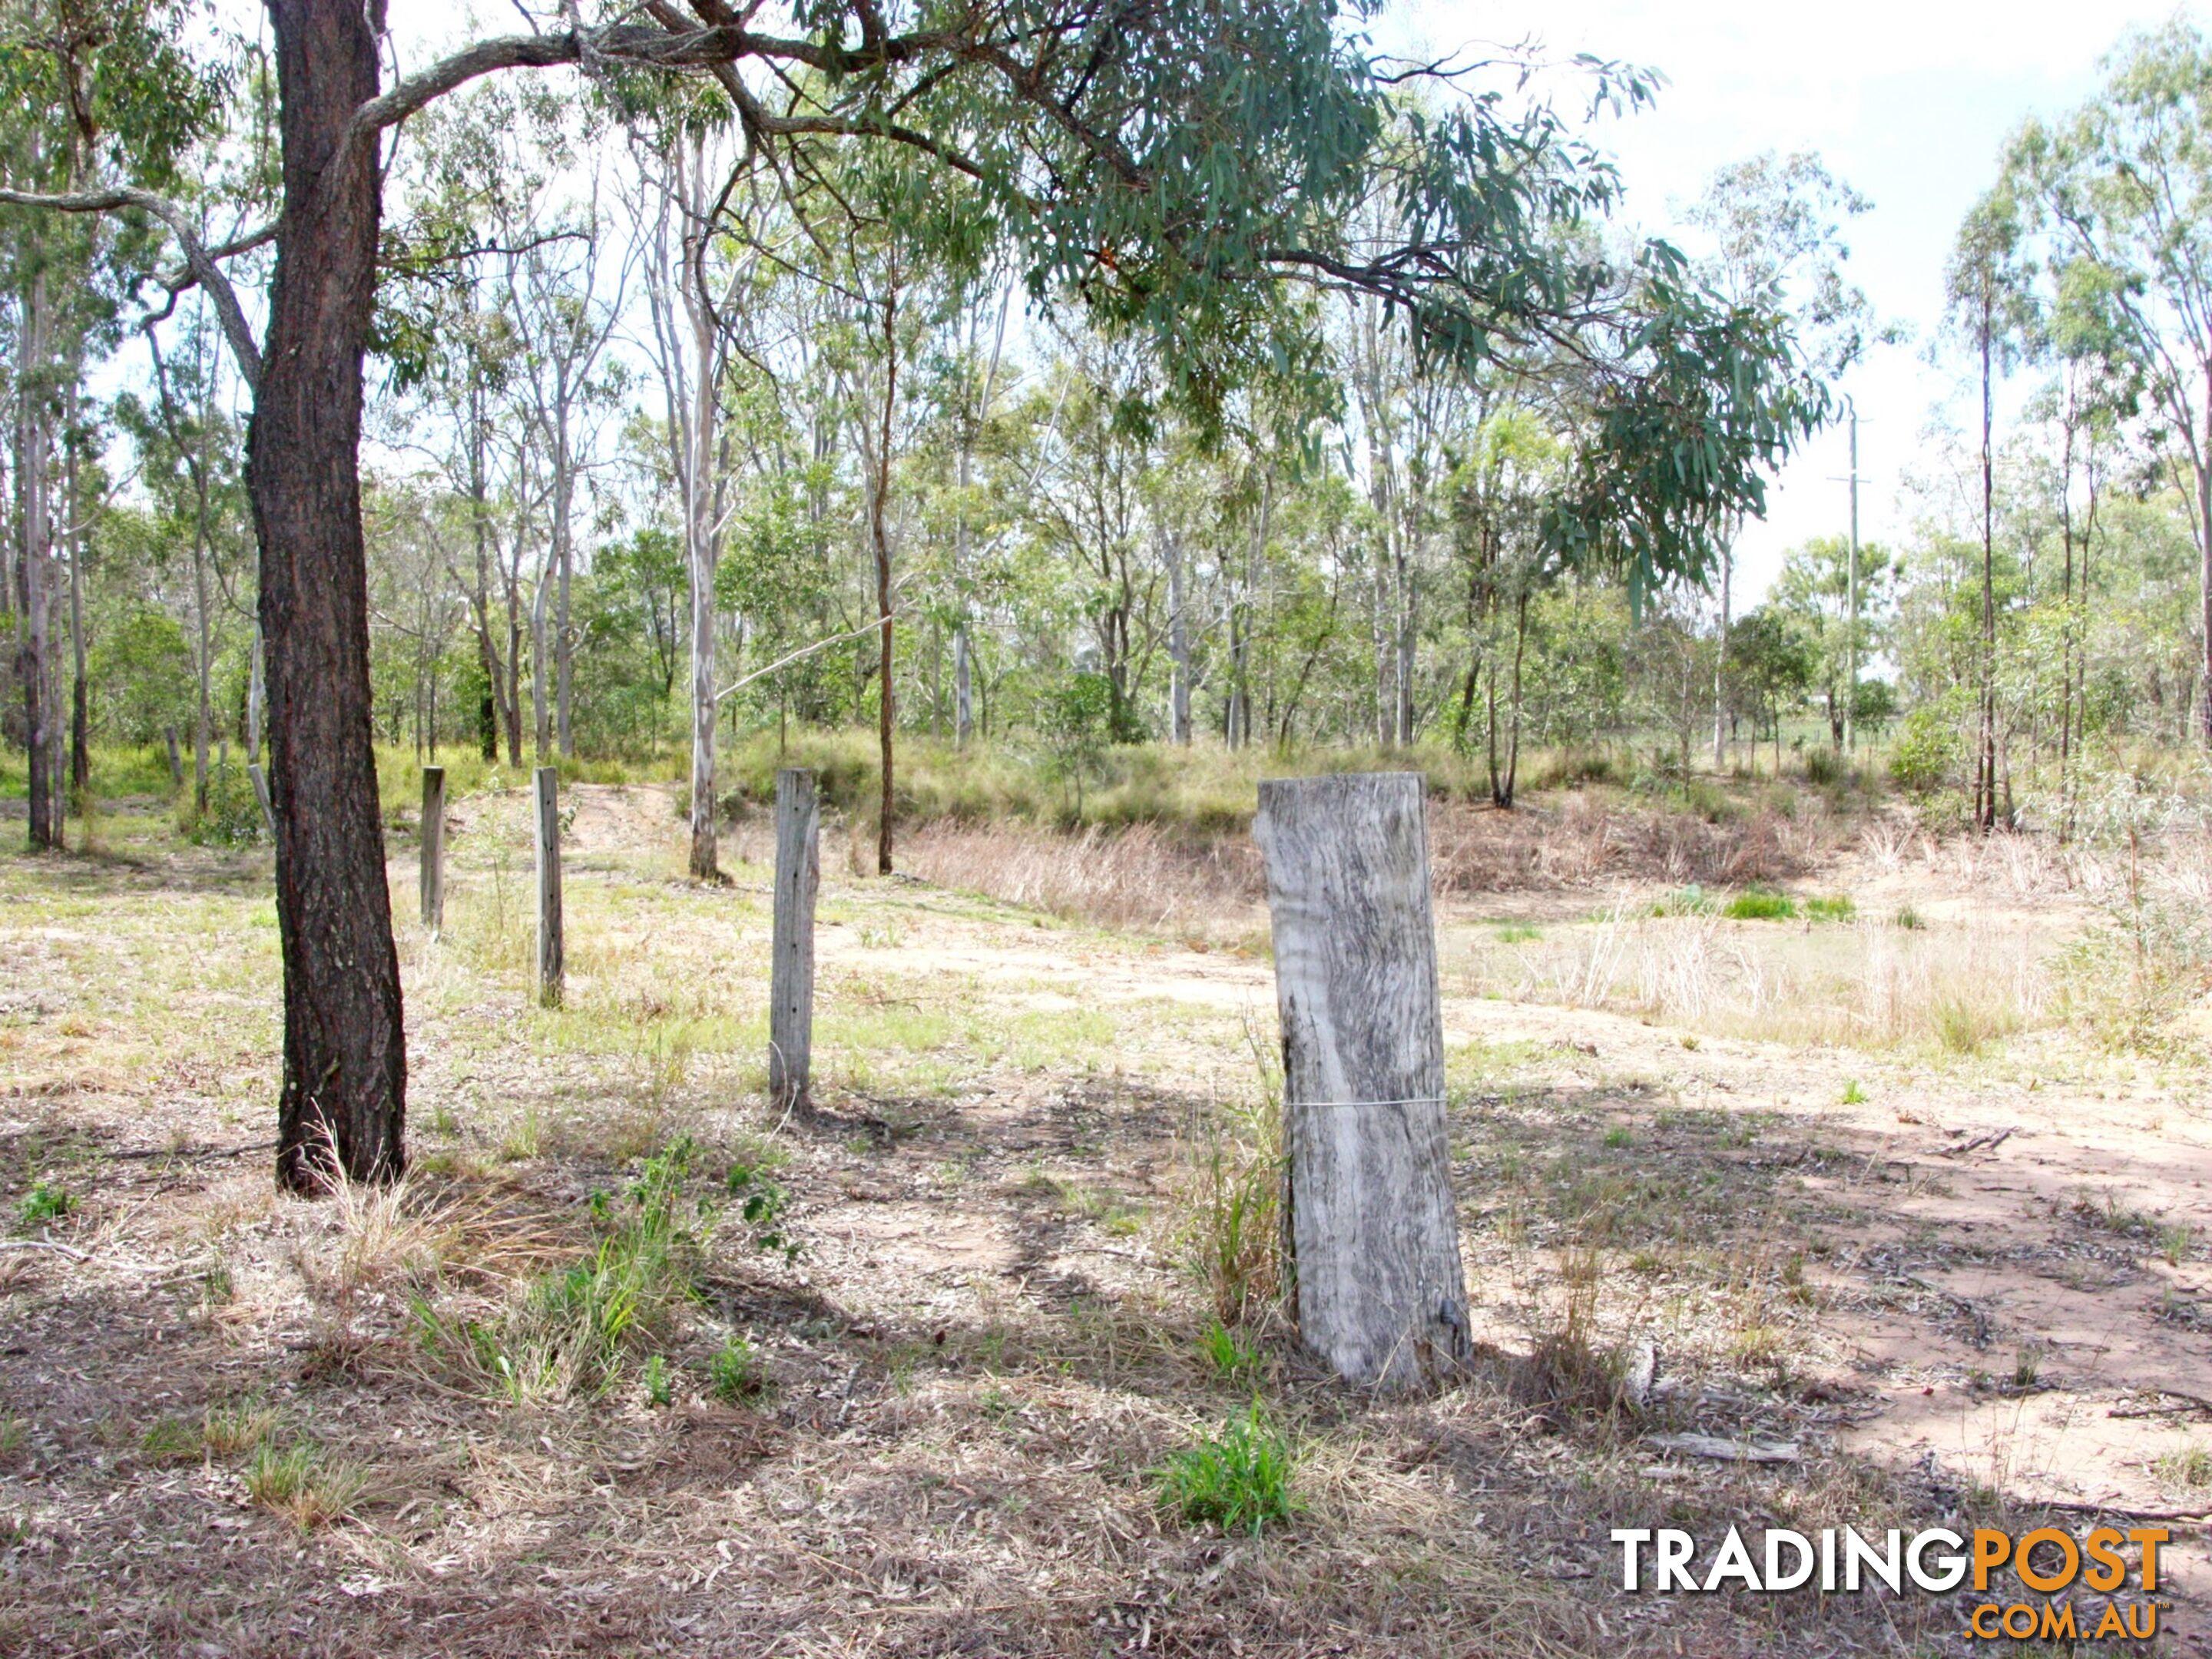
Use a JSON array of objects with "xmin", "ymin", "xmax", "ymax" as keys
[
  {"xmin": 0, "ymin": 1238, "xmax": 90, "ymax": 1262},
  {"xmin": 1942, "ymin": 1125, "xmax": 2016, "ymax": 1157}
]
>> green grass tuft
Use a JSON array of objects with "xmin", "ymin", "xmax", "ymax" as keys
[
  {"xmin": 14, "ymin": 1182, "xmax": 75, "ymax": 1228},
  {"xmin": 1723, "ymin": 888, "xmax": 1796, "ymax": 921},
  {"xmin": 1154, "ymin": 1406, "xmax": 1299, "ymax": 1536}
]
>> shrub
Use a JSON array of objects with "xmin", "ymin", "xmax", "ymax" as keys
[
  {"xmin": 708, "ymin": 1337, "xmax": 762, "ymax": 1402},
  {"xmin": 1154, "ymin": 1406, "xmax": 1298, "ymax": 1535},
  {"xmin": 1889, "ymin": 707, "xmax": 1962, "ymax": 796},
  {"xmin": 725, "ymin": 1164, "xmax": 800, "ymax": 1263}
]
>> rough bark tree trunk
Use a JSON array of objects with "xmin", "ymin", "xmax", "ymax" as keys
[
  {"xmin": 554, "ymin": 392, "xmax": 575, "ymax": 758},
  {"xmin": 870, "ymin": 294, "xmax": 898, "ymax": 877},
  {"xmin": 15, "ymin": 260, "xmax": 57, "ymax": 851},
  {"xmin": 65, "ymin": 406, "xmax": 87, "ymax": 796},
  {"xmin": 253, "ymin": 0, "xmax": 407, "ymax": 1191}
]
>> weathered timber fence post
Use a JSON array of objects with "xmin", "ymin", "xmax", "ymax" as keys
[
  {"xmin": 420, "ymin": 765, "xmax": 446, "ymax": 934},
  {"xmin": 1253, "ymin": 770, "xmax": 1470, "ymax": 1389},
  {"xmin": 533, "ymin": 766, "xmax": 562, "ymax": 1008},
  {"xmin": 769, "ymin": 768, "xmax": 820, "ymax": 1114}
]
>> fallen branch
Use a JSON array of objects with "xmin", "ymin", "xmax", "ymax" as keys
[
  {"xmin": 0, "ymin": 1237, "xmax": 90, "ymax": 1262},
  {"xmin": 1940, "ymin": 1126, "xmax": 2016, "ymax": 1157},
  {"xmin": 2028, "ymin": 1498, "xmax": 2211, "ymax": 1525},
  {"xmin": 1645, "ymin": 1432, "xmax": 1800, "ymax": 1464},
  {"xmin": 2108, "ymin": 1390, "xmax": 2212, "ymax": 1421}
]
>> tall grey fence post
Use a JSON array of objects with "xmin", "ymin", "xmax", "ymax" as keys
[
  {"xmin": 533, "ymin": 767, "xmax": 562, "ymax": 1008},
  {"xmin": 769, "ymin": 768, "xmax": 820, "ymax": 1113},
  {"xmin": 1253, "ymin": 770, "xmax": 1469, "ymax": 1389},
  {"xmin": 420, "ymin": 765, "xmax": 446, "ymax": 934}
]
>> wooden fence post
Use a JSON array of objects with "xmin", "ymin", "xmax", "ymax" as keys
[
  {"xmin": 769, "ymin": 767, "xmax": 820, "ymax": 1113},
  {"xmin": 533, "ymin": 766, "xmax": 562, "ymax": 1008},
  {"xmin": 420, "ymin": 765, "xmax": 446, "ymax": 934},
  {"xmin": 1253, "ymin": 770, "xmax": 1469, "ymax": 1389}
]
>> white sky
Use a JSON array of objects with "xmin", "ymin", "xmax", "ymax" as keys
[{"xmin": 1386, "ymin": 0, "xmax": 2210, "ymax": 604}]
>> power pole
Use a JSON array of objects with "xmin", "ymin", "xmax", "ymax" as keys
[
  {"xmin": 1846, "ymin": 405, "xmax": 1859, "ymax": 755},
  {"xmin": 1829, "ymin": 403, "xmax": 1866, "ymax": 754}
]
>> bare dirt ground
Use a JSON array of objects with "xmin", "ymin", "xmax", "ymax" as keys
[{"xmin": 2, "ymin": 780, "xmax": 2207, "ymax": 1657}]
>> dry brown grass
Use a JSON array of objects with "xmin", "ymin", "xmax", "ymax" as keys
[
  {"xmin": 1477, "ymin": 906, "xmax": 2056, "ymax": 1051},
  {"xmin": 4, "ymin": 785, "xmax": 2208, "ymax": 1656}
]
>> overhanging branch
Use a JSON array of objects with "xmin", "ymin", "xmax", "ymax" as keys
[{"xmin": 0, "ymin": 183, "xmax": 264, "ymax": 390}]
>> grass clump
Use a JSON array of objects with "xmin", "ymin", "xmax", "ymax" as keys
[
  {"xmin": 1154, "ymin": 1406, "xmax": 1298, "ymax": 1536},
  {"xmin": 139, "ymin": 1416, "xmax": 204, "ymax": 1463},
  {"xmin": 708, "ymin": 1336, "xmax": 762, "ymax": 1402},
  {"xmin": 2155, "ymin": 1442, "xmax": 2212, "ymax": 1489},
  {"xmin": 1196, "ymin": 1319, "xmax": 1261, "ymax": 1384},
  {"xmin": 1723, "ymin": 888, "xmax": 1796, "ymax": 921},
  {"xmin": 244, "ymin": 1439, "xmax": 367, "ymax": 1532},
  {"xmin": 1804, "ymin": 894, "xmax": 1857, "ymax": 922},
  {"xmin": 1647, "ymin": 886, "xmax": 1716, "ymax": 919},
  {"xmin": 418, "ymin": 1137, "xmax": 711, "ymax": 1405},
  {"xmin": 1179, "ymin": 1092, "xmax": 1283, "ymax": 1326},
  {"xmin": 201, "ymin": 1399, "xmax": 278, "ymax": 1457},
  {"xmin": 15, "ymin": 1182, "xmax": 74, "ymax": 1228},
  {"xmin": 1931, "ymin": 993, "xmax": 2016, "ymax": 1056}
]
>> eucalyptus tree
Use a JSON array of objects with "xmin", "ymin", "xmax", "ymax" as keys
[
  {"xmin": 1945, "ymin": 190, "xmax": 2035, "ymax": 828},
  {"xmin": 0, "ymin": 0, "xmax": 217, "ymax": 846},
  {"xmin": 1446, "ymin": 400, "xmax": 1566, "ymax": 803},
  {"xmin": 795, "ymin": 141, "xmax": 987, "ymax": 872},
  {"xmin": 1681, "ymin": 150, "xmax": 1880, "ymax": 767},
  {"xmin": 2001, "ymin": 19, "xmax": 2212, "ymax": 747},
  {"xmin": 495, "ymin": 113, "xmax": 629, "ymax": 760},
  {"xmin": 3, "ymin": 0, "xmax": 1824, "ymax": 1190},
  {"xmin": 114, "ymin": 301, "xmax": 250, "ymax": 815},
  {"xmin": 1771, "ymin": 534, "xmax": 1896, "ymax": 749},
  {"xmin": 628, "ymin": 110, "xmax": 764, "ymax": 880},
  {"xmin": 1020, "ymin": 330, "xmax": 1164, "ymax": 743}
]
